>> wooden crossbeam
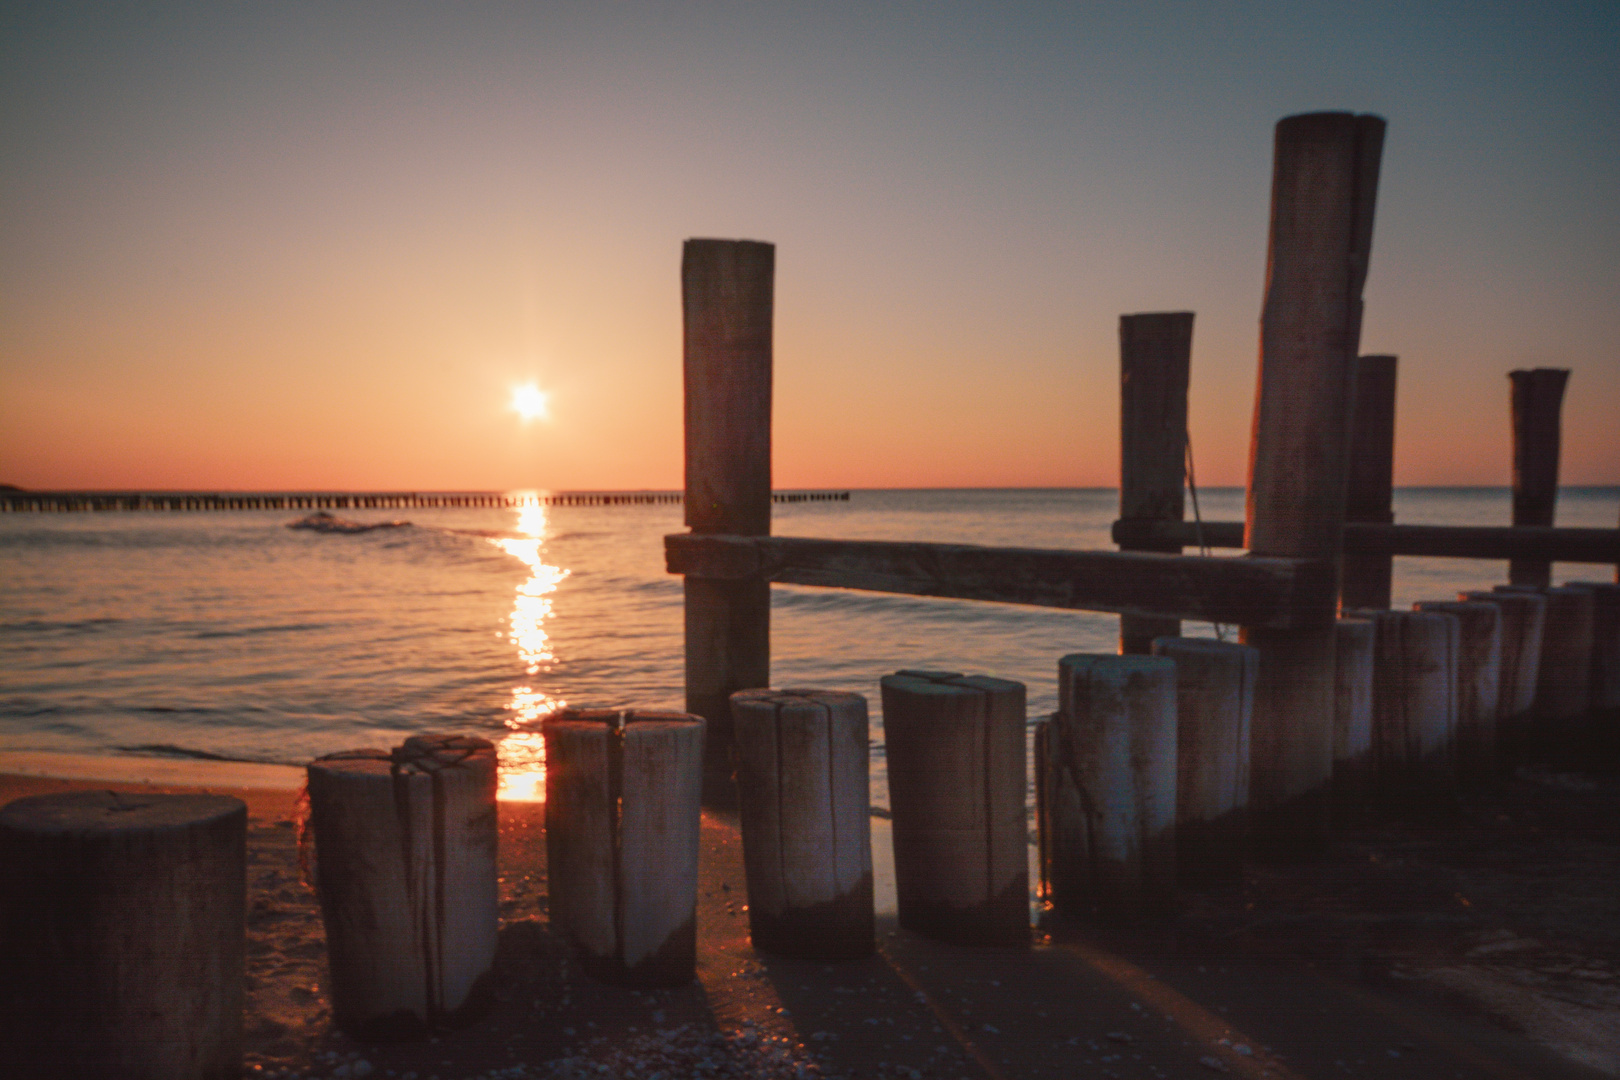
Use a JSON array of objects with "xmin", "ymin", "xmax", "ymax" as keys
[
  {"xmin": 666, "ymin": 533, "xmax": 1336, "ymax": 630},
  {"xmin": 1112, "ymin": 519, "xmax": 1620, "ymax": 564}
]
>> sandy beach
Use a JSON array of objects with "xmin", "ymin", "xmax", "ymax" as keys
[{"xmin": 3, "ymin": 743, "xmax": 1619, "ymax": 1080}]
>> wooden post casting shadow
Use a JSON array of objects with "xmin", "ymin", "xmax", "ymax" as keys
[
  {"xmin": 1332, "ymin": 617, "xmax": 1376, "ymax": 812},
  {"xmin": 1509, "ymin": 368, "xmax": 1569, "ymax": 587},
  {"xmin": 1413, "ymin": 600, "xmax": 1503, "ymax": 781},
  {"xmin": 1342, "ymin": 354, "xmax": 1398, "ymax": 610},
  {"xmin": 1243, "ymin": 111, "xmax": 1385, "ymax": 856},
  {"xmin": 0, "ymin": 790, "xmax": 246, "ymax": 1079},
  {"xmin": 1461, "ymin": 589, "xmax": 1545, "ymax": 765},
  {"xmin": 1118, "ymin": 311, "xmax": 1194, "ymax": 654}
]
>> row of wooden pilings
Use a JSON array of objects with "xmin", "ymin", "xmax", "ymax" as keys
[{"xmin": 0, "ymin": 489, "xmax": 850, "ymax": 512}]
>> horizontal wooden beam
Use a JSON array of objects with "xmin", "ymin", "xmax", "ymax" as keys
[
  {"xmin": 665, "ymin": 534, "xmax": 1336, "ymax": 630},
  {"xmin": 1111, "ymin": 519, "xmax": 1620, "ymax": 564}
]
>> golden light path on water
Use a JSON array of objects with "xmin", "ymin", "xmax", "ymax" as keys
[{"xmin": 492, "ymin": 498, "xmax": 568, "ymax": 800}]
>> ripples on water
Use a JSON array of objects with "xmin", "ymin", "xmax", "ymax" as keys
[{"xmin": 1, "ymin": 488, "xmax": 1615, "ymax": 806}]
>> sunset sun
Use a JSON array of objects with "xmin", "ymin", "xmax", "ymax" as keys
[{"xmin": 511, "ymin": 383, "xmax": 549, "ymax": 422}]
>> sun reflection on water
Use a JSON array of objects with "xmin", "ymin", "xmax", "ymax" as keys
[{"xmin": 492, "ymin": 497, "xmax": 568, "ymax": 800}]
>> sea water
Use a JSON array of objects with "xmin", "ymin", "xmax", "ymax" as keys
[{"xmin": 2, "ymin": 488, "xmax": 1615, "ymax": 806}]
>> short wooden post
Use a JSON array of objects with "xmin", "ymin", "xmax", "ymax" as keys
[
  {"xmin": 1352, "ymin": 610, "xmax": 1460, "ymax": 799},
  {"xmin": 1332, "ymin": 617, "xmax": 1376, "ymax": 804},
  {"xmin": 1414, "ymin": 600, "xmax": 1503, "ymax": 778},
  {"xmin": 1243, "ymin": 111, "xmax": 1385, "ymax": 852},
  {"xmin": 1150, "ymin": 638, "xmax": 1256, "ymax": 886},
  {"xmin": 730, "ymin": 688, "xmax": 874, "ymax": 960},
  {"xmin": 306, "ymin": 734, "xmax": 499, "ymax": 1038},
  {"xmin": 879, "ymin": 671, "xmax": 1028, "ymax": 945},
  {"xmin": 1496, "ymin": 585, "xmax": 1595, "ymax": 725},
  {"xmin": 682, "ymin": 238, "xmax": 775, "ymax": 806},
  {"xmin": 544, "ymin": 709, "xmax": 704, "ymax": 985},
  {"xmin": 0, "ymin": 791, "xmax": 246, "ymax": 1078},
  {"xmin": 1042, "ymin": 654, "xmax": 1177, "ymax": 916},
  {"xmin": 1463, "ymin": 589, "xmax": 1545, "ymax": 724},
  {"xmin": 1341, "ymin": 354, "xmax": 1398, "ymax": 610},
  {"xmin": 1508, "ymin": 368, "xmax": 1569, "ymax": 587},
  {"xmin": 1568, "ymin": 581, "xmax": 1620, "ymax": 711},
  {"xmin": 1118, "ymin": 311, "xmax": 1194, "ymax": 654}
]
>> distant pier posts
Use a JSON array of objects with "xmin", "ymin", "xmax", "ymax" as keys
[
  {"xmin": 1243, "ymin": 111, "xmax": 1385, "ymax": 853},
  {"xmin": 1040, "ymin": 654, "xmax": 1177, "ymax": 916},
  {"xmin": 1341, "ymin": 354, "xmax": 1399, "ymax": 610},
  {"xmin": 544, "ymin": 709, "xmax": 705, "ymax": 986},
  {"xmin": 1508, "ymin": 368, "xmax": 1570, "ymax": 587},
  {"xmin": 1150, "ymin": 638, "xmax": 1256, "ymax": 886},
  {"xmin": 0, "ymin": 790, "xmax": 246, "ymax": 1079},
  {"xmin": 731, "ymin": 689, "xmax": 874, "ymax": 960},
  {"xmin": 682, "ymin": 238, "xmax": 775, "ymax": 806},
  {"xmin": 1117, "ymin": 311, "xmax": 1194, "ymax": 654},
  {"xmin": 880, "ymin": 671, "xmax": 1029, "ymax": 945},
  {"xmin": 306, "ymin": 735, "xmax": 499, "ymax": 1039}
]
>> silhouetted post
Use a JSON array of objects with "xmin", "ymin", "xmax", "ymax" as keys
[
  {"xmin": 1509, "ymin": 368, "xmax": 1569, "ymax": 587},
  {"xmin": 730, "ymin": 688, "xmax": 874, "ymax": 960},
  {"xmin": 1243, "ymin": 111, "xmax": 1384, "ymax": 853},
  {"xmin": 1569, "ymin": 581, "xmax": 1620, "ymax": 711},
  {"xmin": 544, "ymin": 709, "xmax": 704, "ymax": 986},
  {"xmin": 0, "ymin": 791, "xmax": 246, "ymax": 1079},
  {"xmin": 1414, "ymin": 600, "xmax": 1503, "ymax": 779},
  {"xmin": 683, "ymin": 238, "xmax": 774, "ymax": 805},
  {"xmin": 306, "ymin": 735, "xmax": 499, "ymax": 1039},
  {"xmin": 1118, "ymin": 311, "xmax": 1194, "ymax": 654},
  {"xmin": 1150, "ymin": 637, "xmax": 1256, "ymax": 886},
  {"xmin": 1341, "ymin": 354, "xmax": 1398, "ymax": 610},
  {"xmin": 880, "ymin": 671, "xmax": 1029, "ymax": 946}
]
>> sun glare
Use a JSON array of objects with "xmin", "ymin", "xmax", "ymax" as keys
[{"xmin": 511, "ymin": 383, "xmax": 549, "ymax": 422}]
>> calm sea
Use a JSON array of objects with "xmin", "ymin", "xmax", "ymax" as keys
[{"xmin": 2, "ymin": 488, "xmax": 1615, "ymax": 805}]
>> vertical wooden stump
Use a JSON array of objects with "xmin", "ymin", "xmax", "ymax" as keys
[
  {"xmin": 1341, "ymin": 354, "xmax": 1399, "ymax": 611},
  {"xmin": 545, "ymin": 709, "xmax": 705, "ymax": 986},
  {"xmin": 1414, "ymin": 601, "xmax": 1503, "ymax": 780},
  {"xmin": 0, "ymin": 791, "xmax": 246, "ymax": 1079},
  {"xmin": 1352, "ymin": 610, "xmax": 1460, "ymax": 803},
  {"xmin": 1042, "ymin": 654, "xmax": 1177, "ymax": 917},
  {"xmin": 306, "ymin": 734, "xmax": 499, "ymax": 1039},
  {"xmin": 1463, "ymin": 589, "xmax": 1546, "ymax": 724},
  {"xmin": 1118, "ymin": 311, "xmax": 1194, "ymax": 654},
  {"xmin": 1568, "ymin": 581, "xmax": 1620, "ymax": 711},
  {"xmin": 682, "ymin": 237, "xmax": 774, "ymax": 806},
  {"xmin": 1508, "ymin": 368, "xmax": 1569, "ymax": 587},
  {"xmin": 1150, "ymin": 638, "xmax": 1256, "ymax": 886},
  {"xmin": 1497, "ymin": 585, "xmax": 1595, "ymax": 725},
  {"xmin": 880, "ymin": 671, "xmax": 1028, "ymax": 946},
  {"xmin": 1243, "ymin": 111, "xmax": 1384, "ymax": 854},
  {"xmin": 1332, "ymin": 617, "xmax": 1376, "ymax": 807},
  {"xmin": 730, "ymin": 688, "xmax": 874, "ymax": 960}
]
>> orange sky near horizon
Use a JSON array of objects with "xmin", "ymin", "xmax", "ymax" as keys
[{"xmin": 2, "ymin": 4, "xmax": 1616, "ymax": 492}]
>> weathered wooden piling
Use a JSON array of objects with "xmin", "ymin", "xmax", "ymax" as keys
[
  {"xmin": 1042, "ymin": 654, "xmax": 1177, "ymax": 916},
  {"xmin": 1508, "ymin": 368, "xmax": 1570, "ymax": 587},
  {"xmin": 683, "ymin": 238, "xmax": 775, "ymax": 806},
  {"xmin": 1352, "ymin": 609, "xmax": 1460, "ymax": 799},
  {"xmin": 1150, "ymin": 638, "xmax": 1256, "ymax": 886},
  {"xmin": 0, "ymin": 790, "xmax": 246, "ymax": 1079},
  {"xmin": 1118, "ymin": 311, "xmax": 1194, "ymax": 654},
  {"xmin": 306, "ymin": 734, "xmax": 498, "ymax": 1038},
  {"xmin": 1462, "ymin": 589, "xmax": 1545, "ymax": 733},
  {"xmin": 730, "ymin": 688, "xmax": 874, "ymax": 960},
  {"xmin": 1243, "ymin": 111, "xmax": 1384, "ymax": 852},
  {"xmin": 1496, "ymin": 584, "xmax": 1595, "ymax": 724},
  {"xmin": 1569, "ymin": 581, "xmax": 1620, "ymax": 710},
  {"xmin": 1332, "ymin": 617, "xmax": 1376, "ymax": 803},
  {"xmin": 545, "ymin": 709, "xmax": 705, "ymax": 985},
  {"xmin": 1342, "ymin": 354, "xmax": 1399, "ymax": 611},
  {"xmin": 880, "ymin": 671, "xmax": 1028, "ymax": 945},
  {"xmin": 1413, "ymin": 600, "xmax": 1503, "ymax": 777}
]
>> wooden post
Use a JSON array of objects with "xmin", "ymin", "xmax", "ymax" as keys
[
  {"xmin": 306, "ymin": 734, "xmax": 499, "ymax": 1039},
  {"xmin": 1341, "ymin": 354, "xmax": 1398, "ymax": 610},
  {"xmin": 1568, "ymin": 581, "xmax": 1620, "ymax": 711},
  {"xmin": 1150, "ymin": 638, "xmax": 1256, "ymax": 886},
  {"xmin": 1413, "ymin": 600, "xmax": 1503, "ymax": 779},
  {"xmin": 1497, "ymin": 585, "xmax": 1596, "ymax": 725},
  {"xmin": 683, "ymin": 238, "xmax": 775, "ymax": 806},
  {"xmin": 1352, "ymin": 609, "xmax": 1460, "ymax": 801},
  {"xmin": 1118, "ymin": 311, "xmax": 1194, "ymax": 654},
  {"xmin": 1332, "ymin": 617, "xmax": 1376, "ymax": 805},
  {"xmin": 1243, "ymin": 111, "xmax": 1385, "ymax": 852},
  {"xmin": 730, "ymin": 688, "xmax": 874, "ymax": 960},
  {"xmin": 544, "ymin": 709, "xmax": 704, "ymax": 986},
  {"xmin": 1509, "ymin": 368, "xmax": 1569, "ymax": 587},
  {"xmin": 1042, "ymin": 654, "xmax": 1177, "ymax": 917},
  {"xmin": 879, "ymin": 671, "xmax": 1028, "ymax": 946},
  {"xmin": 1462, "ymin": 589, "xmax": 1545, "ymax": 765},
  {"xmin": 0, "ymin": 791, "xmax": 246, "ymax": 1079}
]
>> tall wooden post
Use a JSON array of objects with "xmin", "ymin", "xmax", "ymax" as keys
[
  {"xmin": 1118, "ymin": 312, "xmax": 1194, "ymax": 654},
  {"xmin": 1243, "ymin": 112, "xmax": 1384, "ymax": 854},
  {"xmin": 1508, "ymin": 368, "xmax": 1569, "ymax": 587},
  {"xmin": 682, "ymin": 238, "xmax": 775, "ymax": 805},
  {"xmin": 1341, "ymin": 354, "xmax": 1398, "ymax": 610}
]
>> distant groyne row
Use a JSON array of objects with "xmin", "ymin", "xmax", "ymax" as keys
[{"xmin": 0, "ymin": 489, "xmax": 850, "ymax": 513}]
